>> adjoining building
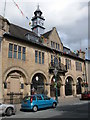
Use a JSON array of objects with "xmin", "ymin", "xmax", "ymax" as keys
[
  {"xmin": 85, "ymin": 59, "xmax": 90, "ymax": 90},
  {"xmin": 0, "ymin": 6, "xmax": 87, "ymax": 103}
]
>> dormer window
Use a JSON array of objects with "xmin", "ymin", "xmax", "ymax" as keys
[{"xmin": 25, "ymin": 33, "xmax": 39, "ymax": 42}]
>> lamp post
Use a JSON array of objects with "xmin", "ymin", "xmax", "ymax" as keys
[{"xmin": 53, "ymin": 68, "xmax": 58, "ymax": 102}]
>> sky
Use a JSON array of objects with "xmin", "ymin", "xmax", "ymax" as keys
[{"xmin": 0, "ymin": 0, "xmax": 89, "ymax": 58}]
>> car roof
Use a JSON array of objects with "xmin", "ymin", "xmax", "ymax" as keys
[{"xmin": 24, "ymin": 94, "xmax": 45, "ymax": 97}]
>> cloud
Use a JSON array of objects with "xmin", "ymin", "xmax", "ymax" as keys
[{"xmin": 0, "ymin": 0, "xmax": 89, "ymax": 58}]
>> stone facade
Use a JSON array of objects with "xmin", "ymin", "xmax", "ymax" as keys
[
  {"xmin": 85, "ymin": 59, "xmax": 90, "ymax": 90},
  {"xmin": 0, "ymin": 15, "xmax": 87, "ymax": 103}
]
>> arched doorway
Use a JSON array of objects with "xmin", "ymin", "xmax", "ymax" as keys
[
  {"xmin": 65, "ymin": 76, "xmax": 73, "ymax": 96},
  {"xmin": 50, "ymin": 75, "xmax": 61, "ymax": 97},
  {"xmin": 4, "ymin": 70, "xmax": 27, "ymax": 103},
  {"xmin": 76, "ymin": 77, "xmax": 82, "ymax": 94},
  {"xmin": 31, "ymin": 73, "xmax": 46, "ymax": 95}
]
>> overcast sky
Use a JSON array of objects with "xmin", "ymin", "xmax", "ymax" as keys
[{"xmin": 0, "ymin": 0, "xmax": 89, "ymax": 58}]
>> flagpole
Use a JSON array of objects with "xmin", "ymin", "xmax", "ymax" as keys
[{"xmin": 3, "ymin": 0, "xmax": 6, "ymax": 17}]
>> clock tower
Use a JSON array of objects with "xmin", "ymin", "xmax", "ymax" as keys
[{"xmin": 31, "ymin": 5, "xmax": 45, "ymax": 36}]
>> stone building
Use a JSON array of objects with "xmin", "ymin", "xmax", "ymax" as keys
[
  {"xmin": 0, "ymin": 6, "xmax": 86, "ymax": 103},
  {"xmin": 85, "ymin": 59, "xmax": 90, "ymax": 90}
]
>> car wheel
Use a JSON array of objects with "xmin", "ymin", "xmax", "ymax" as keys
[
  {"xmin": 33, "ymin": 106, "xmax": 38, "ymax": 112},
  {"xmin": 6, "ymin": 108, "xmax": 13, "ymax": 116},
  {"xmin": 52, "ymin": 102, "xmax": 56, "ymax": 108}
]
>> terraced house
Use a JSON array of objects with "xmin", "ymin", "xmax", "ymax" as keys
[{"xmin": 0, "ymin": 6, "xmax": 87, "ymax": 103}]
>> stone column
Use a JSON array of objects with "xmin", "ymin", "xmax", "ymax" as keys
[
  {"xmin": 45, "ymin": 85, "xmax": 50, "ymax": 97},
  {"xmin": 60, "ymin": 75, "xmax": 65, "ymax": 97},
  {"xmin": 72, "ymin": 84, "xmax": 77, "ymax": 96},
  {"xmin": 27, "ymin": 84, "xmax": 30, "ymax": 96},
  {"xmin": 60, "ymin": 84, "xmax": 65, "ymax": 97}
]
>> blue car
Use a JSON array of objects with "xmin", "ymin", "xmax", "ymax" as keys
[{"xmin": 21, "ymin": 94, "xmax": 57, "ymax": 112}]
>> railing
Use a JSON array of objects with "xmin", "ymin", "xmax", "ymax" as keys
[{"xmin": 49, "ymin": 62, "xmax": 67, "ymax": 72}]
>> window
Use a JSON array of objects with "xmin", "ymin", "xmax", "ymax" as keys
[
  {"xmin": 56, "ymin": 43, "xmax": 58, "ymax": 49},
  {"xmin": 37, "ymin": 95, "xmax": 42, "ymax": 100},
  {"xmin": 4, "ymin": 82, "xmax": 7, "ymax": 89},
  {"xmin": 51, "ymin": 55, "xmax": 53, "ymax": 64},
  {"xmin": 76, "ymin": 62, "xmax": 82, "ymax": 71},
  {"xmin": 58, "ymin": 44, "xmax": 60, "ymax": 50},
  {"xmin": 66, "ymin": 59, "xmax": 71, "ymax": 69},
  {"xmin": 22, "ymin": 47, "xmax": 26, "ymax": 61},
  {"xmin": 35, "ymin": 50, "xmax": 38, "ymax": 63},
  {"xmin": 42, "ymin": 95, "xmax": 50, "ymax": 100},
  {"xmin": 39, "ymin": 52, "xmax": 41, "ymax": 64},
  {"xmin": 21, "ymin": 83, "xmax": 24, "ymax": 89},
  {"xmin": 18, "ymin": 46, "xmax": 21, "ymax": 59},
  {"xmin": 14, "ymin": 45, "xmax": 17, "ymax": 59},
  {"xmin": 8, "ymin": 43, "xmax": 13, "ymax": 58},
  {"xmin": 42, "ymin": 52, "xmax": 44, "ymax": 64},
  {"xmin": 51, "ymin": 41, "xmax": 53, "ymax": 47}
]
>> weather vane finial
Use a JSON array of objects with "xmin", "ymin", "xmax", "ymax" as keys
[{"xmin": 37, "ymin": 3, "xmax": 40, "ymax": 10}]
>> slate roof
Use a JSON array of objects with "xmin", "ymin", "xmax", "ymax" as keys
[
  {"xmin": 9, "ymin": 24, "xmax": 39, "ymax": 40},
  {"xmin": 42, "ymin": 30, "xmax": 52, "ymax": 38}
]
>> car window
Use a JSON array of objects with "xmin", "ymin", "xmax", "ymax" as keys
[
  {"xmin": 42, "ymin": 95, "xmax": 50, "ymax": 100},
  {"xmin": 24, "ymin": 96, "xmax": 30, "ymax": 101},
  {"xmin": 31, "ymin": 96, "xmax": 36, "ymax": 101},
  {"xmin": 0, "ymin": 103, "xmax": 1, "ymax": 105},
  {"xmin": 37, "ymin": 95, "xmax": 42, "ymax": 100}
]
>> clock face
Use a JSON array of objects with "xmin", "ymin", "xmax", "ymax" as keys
[{"xmin": 39, "ymin": 20, "xmax": 43, "ymax": 26}]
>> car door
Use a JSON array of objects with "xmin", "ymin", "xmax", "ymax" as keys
[
  {"xmin": 42, "ymin": 95, "xmax": 52, "ymax": 107},
  {"xmin": 36, "ymin": 95, "xmax": 46, "ymax": 109}
]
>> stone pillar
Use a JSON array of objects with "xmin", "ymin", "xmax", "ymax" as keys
[
  {"xmin": 45, "ymin": 84, "xmax": 50, "ymax": 97},
  {"xmin": 81, "ymin": 87, "xmax": 85, "ymax": 93},
  {"xmin": 60, "ymin": 84, "xmax": 65, "ymax": 97},
  {"xmin": 27, "ymin": 84, "xmax": 30, "ymax": 96},
  {"xmin": 60, "ymin": 75, "xmax": 65, "ymax": 97},
  {"xmin": 72, "ymin": 84, "xmax": 77, "ymax": 96}
]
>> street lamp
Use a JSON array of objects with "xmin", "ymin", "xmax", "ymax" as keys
[{"xmin": 53, "ymin": 68, "xmax": 58, "ymax": 102}]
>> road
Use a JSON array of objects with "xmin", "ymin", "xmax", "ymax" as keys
[{"xmin": 1, "ymin": 98, "xmax": 89, "ymax": 119}]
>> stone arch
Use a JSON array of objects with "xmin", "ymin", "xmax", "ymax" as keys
[
  {"xmin": 30, "ymin": 70, "xmax": 48, "ymax": 95},
  {"xmin": 50, "ymin": 75, "xmax": 62, "ymax": 97},
  {"xmin": 65, "ymin": 75, "xmax": 74, "ymax": 96},
  {"xmin": 30, "ymin": 70, "xmax": 48, "ymax": 83},
  {"xmin": 3, "ymin": 66, "xmax": 29, "ymax": 84},
  {"xmin": 76, "ymin": 76, "xmax": 82, "ymax": 94}
]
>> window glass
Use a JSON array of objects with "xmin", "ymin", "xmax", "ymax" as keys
[
  {"xmin": 4, "ymin": 82, "xmax": 7, "ymax": 89},
  {"xmin": 21, "ymin": 83, "xmax": 24, "ymax": 89},
  {"xmin": 35, "ymin": 50, "xmax": 38, "ymax": 63},
  {"xmin": 8, "ymin": 43, "xmax": 13, "ymax": 58},
  {"xmin": 39, "ymin": 52, "xmax": 41, "ymax": 64},
  {"xmin": 37, "ymin": 95, "xmax": 42, "ymax": 100},
  {"xmin": 42, "ymin": 95, "xmax": 50, "ymax": 100},
  {"xmin": 18, "ymin": 46, "xmax": 21, "ymax": 59},
  {"xmin": 42, "ymin": 52, "xmax": 44, "ymax": 64},
  {"xmin": 14, "ymin": 45, "xmax": 17, "ymax": 59},
  {"xmin": 22, "ymin": 47, "xmax": 26, "ymax": 61},
  {"xmin": 58, "ymin": 44, "xmax": 60, "ymax": 50}
]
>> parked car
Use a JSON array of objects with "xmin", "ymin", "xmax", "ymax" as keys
[
  {"xmin": 81, "ymin": 91, "xmax": 90, "ymax": 100},
  {"xmin": 0, "ymin": 103, "xmax": 16, "ymax": 116},
  {"xmin": 21, "ymin": 94, "xmax": 57, "ymax": 112}
]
